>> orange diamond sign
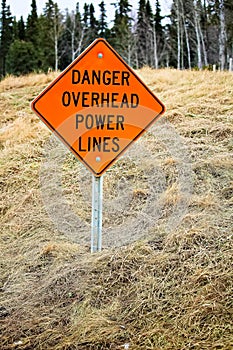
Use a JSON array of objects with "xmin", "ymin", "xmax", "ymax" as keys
[{"xmin": 31, "ymin": 38, "xmax": 165, "ymax": 176}]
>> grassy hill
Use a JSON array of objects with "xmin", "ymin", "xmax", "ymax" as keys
[{"xmin": 0, "ymin": 69, "xmax": 232, "ymax": 349}]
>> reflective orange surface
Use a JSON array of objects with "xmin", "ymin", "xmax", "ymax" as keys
[{"xmin": 31, "ymin": 38, "xmax": 165, "ymax": 176}]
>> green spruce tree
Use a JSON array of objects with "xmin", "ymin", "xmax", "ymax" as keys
[
  {"xmin": 24, "ymin": 0, "xmax": 43, "ymax": 70},
  {"xmin": 83, "ymin": 3, "xmax": 89, "ymax": 28},
  {"xmin": 98, "ymin": 1, "xmax": 108, "ymax": 38},
  {"xmin": 136, "ymin": 0, "xmax": 147, "ymax": 67},
  {"xmin": 89, "ymin": 3, "xmax": 98, "ymax": 43},
  {"xmin": 18, "ymin": 16, "xmax": 25, "ymax": 40},
  {"xmin": 225, "ymin": 0, "xmax": 233, "ymax": 65},
  {"xmin": 40, "ymin": 0, "xmax": 63, "ymax": 71},
  {"xmin": 110, "ymin": 0, "xmax": 133, "ymax": 63},
  {"xmin": 12, "ymin": 16, "xmax": 18, "ymax": 40},
  {"xmin": 6, "ymin": 39, "xmax": 37, "ymax": 75},
  {"xmin": 154, "ymin": 0, "xmax": 165, "ymax": 67},
  {"xmin": 0, "ymin": 0, "xmax": 13, "ymax": 76},
  {"xmin": 26, "ymin": 0, "xmax": 38, "ymax": 45}
]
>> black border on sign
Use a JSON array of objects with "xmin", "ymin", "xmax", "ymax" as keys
[{"xmin": 31, "ymin": 38, "xmax": 165, "ymax": 177}]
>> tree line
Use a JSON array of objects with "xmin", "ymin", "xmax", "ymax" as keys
[{"xmin": 0, "ymin": 0, "xmax": 232, "ymax": 77}]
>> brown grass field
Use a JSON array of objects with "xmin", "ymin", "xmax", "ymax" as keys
[{"xmin": 0, "ymin": 68, "xmax": 232, "ymax": 349}]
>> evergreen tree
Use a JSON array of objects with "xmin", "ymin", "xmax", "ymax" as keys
[
  {"xmin": 146, "ymin": 0, "xmax": 153, "ymax": 25},
  {"xmin": 98, "ymin": 1, "xmax": 108, "ymax": 38},
  {"xmin": 40, "ymin": 0, "xmax": 63, "ymax": 71},
  {"xmin": 26, "ymin": 0, "xmax": 38, "ymax": 46},
  {"xmin": 136, "ymin": 0, "xmax": 148, "ymax": 67},
  {"xmin": 40, "ymin": 0, "xmax": 56, "ymax": 70},
  {"xmin": 12, "ymin": 16, "xmax": 18, "ymax": 40},
  {"xmin": 0, "ymin": 0, "xmax": 13, "ymax": 76},
  {"xmin": 18, "ymin": 16, "xmax": 25, "ymax": 40},
  {"xmin": 88, "ymin": 3, "xmax": 98, "ymax": 44},
  {"xmin": 6, "ymin": 39, "xmax": 37, "ymax": 75},
  {"xmin": 110, "ymin": 0, "xmax": 133, "ymax": 63},
  {"xmin": 166, "ymin": 1, "xmax": 179, "ymax": 68},
  {"xmin": 225, "ymin": 0, "xmax": 233, "ymax": 64},
  {"xmin": 24, "ymin": 0, "xmax": 43, "ymax": 70},
  {"xmin": 82, "ymin": 3, "xmax": 91, "ymax": 48},
  {"xmin": 154, "ymin": 0, "xmax": 163, "ymax": 37},
  {"xmin": 154, "ymin": 0, "xmax": 165, "ymax": 67},
  {"xmin": 83, "ymin": 3, "xmax": 89, "ymax": 28}
]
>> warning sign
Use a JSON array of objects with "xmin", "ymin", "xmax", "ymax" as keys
[{"xmin": 31, "ymin": 38, "xmax": 165, "ymax": 176}]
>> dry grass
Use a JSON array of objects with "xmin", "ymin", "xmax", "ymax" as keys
[{"xmin": 0, "ymin": 68, "xmax": 233, "ymax": 349}]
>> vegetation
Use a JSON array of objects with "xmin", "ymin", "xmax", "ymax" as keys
[
  {"xmin": 0, "ymin": 0, "xmax": 233, "ymax": 77},
  {"xmin": 0, "ymin": 68, "xmax": 232, "ymax": 349}
]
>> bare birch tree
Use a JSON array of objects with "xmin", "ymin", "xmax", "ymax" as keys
[
  {"xmin": 183, "ymin": 16, "xmax": 191, "ymax": 70},
  {"xmin": 194, "ymin": 0, "xmax": 202, "ymax": 69},
  {"xmin": 53, "ymin": 3, "xmax": 63, "ymax": 71},
  {"xmin": 175, "ymin": 0, "xmax": 181, "ymax": 69},
  {"xmin": 153, "ymin": 21, "xmax": 158, "ymax": 69},
  {"xmin": 219, "ymin": 0, "xmax": 227, "ymax": 70}
]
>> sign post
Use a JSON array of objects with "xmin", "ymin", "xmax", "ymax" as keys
[
  {"xmin": 91, "ymin": 175, "xmax": 103, "ymax": 252},
  {"xmin": 31, "ymin": 38, "xmax": 165, "ymax": 252}
]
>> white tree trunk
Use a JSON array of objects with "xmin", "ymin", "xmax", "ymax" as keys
[
  {"xmin": 176, "ymin": 0, "xmax": 181, "ymax": 70},
  {"xmin": 53, "ymin": 5, "xmax": 63, "ymax": 71},
  {"xmin": 219, "ymin": 0, "xmax": 226, "ymax": 70},
  {"xmin": 198, "ymin": 20, "xmax": 208, "ymax": 67},
  {"xmin": 71, "ymin": 13, "xmax": 75, "ymax": 61},
  {"xmin": 74, "ymin": 28, "xmax": 85, "ymax": 58},
  {"xmin": 166, "ymin": 53, "xmax": 169, "ymax": 68},
  {"xmin": 71, "ymin": 30, "xmax": 75, "ymax": 61},
  {"xmin": 194, "ymin": 1, "xmax": 202, "ymax": 70},
  {"xmin": 229, "ymin": 58, "xmax": 232, "ymax": 71},
  {"xmin": 153, "ymin": 23, "xmax": 158, "ymax": 69},
  {"xmin": 54, "ymin": 34, "xmax": 58, "ymax": 71},
  {"xmin": 181, "ymin": 17, "xmax": 184, "ymax": 69},
  {"xmin": 184, "ymin": 20, "xmax": 191, "ymax": 70}
]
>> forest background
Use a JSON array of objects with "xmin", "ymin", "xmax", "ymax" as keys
[{"xmin": 0, "ymin": 0, "xmax": 232, "ymax": 76}]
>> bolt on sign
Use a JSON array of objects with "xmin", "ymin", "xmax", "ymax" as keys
[{"xmin": 31, "ymin": 38, "xmax": 165, "ymax": 176}]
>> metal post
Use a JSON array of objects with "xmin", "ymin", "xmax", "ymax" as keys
[{"xmin": 91, "ymin": 175, "xmax": 103, "ymax": 253}]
